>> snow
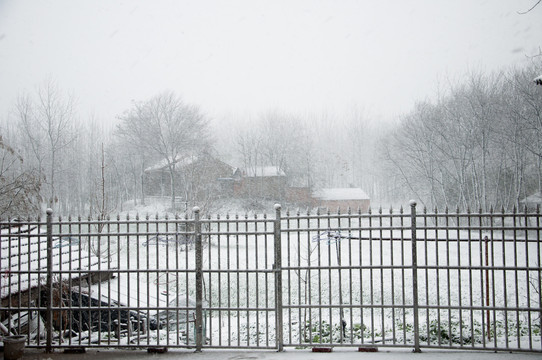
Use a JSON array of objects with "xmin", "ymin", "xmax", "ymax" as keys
[
  {"xmin": 0, "ymin": 225, "xmax": 107, "ymax": 299},
  {"xmin": 313, "ymin": 188, "xmax": 369, "ymax": 200},
  {"xmin": 245, "ymin": 166, "xmax": 286, "ymax": 177},
  {"xmin": 144, "ymin": 154, "xmax": 196, "ymax": 173},
  {"xmin": 2, "ymin": 210, "xmax": 540, "ymax": 352}
]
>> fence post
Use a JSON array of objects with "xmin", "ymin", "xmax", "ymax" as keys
[
  {"xmin": 409, "ymin": 200, "xmax": 421, "ymax": 353},
  {"xmin": 45, "ymin": 208, "xmax": 53, "ymax": 353},
  {"xmin": 274, "ymin": 204, "xmax": 284, "ymax": 352},
  {"xmin": 194, "ymin": 207, "xmax": 203, "ymax": 352},
  {"xmin": 484, "ymin": 235, "xmax": 491, "ymax": 341}
]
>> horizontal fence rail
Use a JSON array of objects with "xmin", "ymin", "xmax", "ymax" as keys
[{"xmin": 0, "ymin": 204, "xmax": 540, "ymax": 353}]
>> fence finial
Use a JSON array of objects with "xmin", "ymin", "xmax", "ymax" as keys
[
  {"xmin": 409, "ymin": 200, "xmax": 417, "ymax": 207},
  {"xmin": 193, "ymin": 206, "xmax": 201, "ymax": 213}
]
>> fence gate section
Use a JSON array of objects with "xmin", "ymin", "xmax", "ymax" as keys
[
  {"xmin": 200, "ymin": 208, "xmax": 279, "ymax": 349},
  {"xmin": 412, "ymin": 206, "xmax": 542, "ymax": 352},
  {"xmin": 280, "ymin": 207, "xmax": 417, "ymax": 350},
  {"xmin": 1, "ymin": 212, "xmax": 204, "ymax": 350}
]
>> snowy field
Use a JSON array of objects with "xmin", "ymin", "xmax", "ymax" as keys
[
  {"xmin": 3, "ymin": 201, "xmax": 538, "ymax": 352},
  {"xmin": 70, "ymin": 208, "xmax": 542, "ymax": 352}
]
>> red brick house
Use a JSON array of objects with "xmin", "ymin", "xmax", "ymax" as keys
[
  {"xmin": 143, "ymin": 153, "xmax": 237, "ymax": 201},
  {"xmin": 234, "ymin": 166, "xmax": 287, "ymax": 200}
]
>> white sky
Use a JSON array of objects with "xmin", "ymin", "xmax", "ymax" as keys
[{"xmin": 0, "ymin": 0, "xmax": 541, "ymax": 126}]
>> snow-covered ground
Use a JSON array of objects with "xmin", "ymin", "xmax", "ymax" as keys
[
  {"xmin": 4, "ymin": 200, "xmax": 539, "ymax": 353},
  {"xmin": 80, "ymin": 207, "xmax": 540, "ymax": 352}
]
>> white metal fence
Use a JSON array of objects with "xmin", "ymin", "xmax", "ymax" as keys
[{"xmin": 1, "ymin": 203, "xmax": 540, "ymax": 353}]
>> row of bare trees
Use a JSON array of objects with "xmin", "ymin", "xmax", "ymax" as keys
[
  {"xmin": 383, "ymin": 64, "xmax": 542, "ymax": 211},
  {"xmin": 1, "ymin": 62, "xmax": 540, "ymax": 217},
  {"xmin": 4, "ymin": 82, "xmax": 121, "ymax": 217},
  {"xmin": 0, "ymin": 83, "xmax": 213, "ymax": 217}
]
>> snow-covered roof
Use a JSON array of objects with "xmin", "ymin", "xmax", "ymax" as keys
[
  {"xmin": 313, "ymin": 188, "xmax": 370, "ymax": 201},
  {"xmin": 1, "ymin": 225, "xmax": 107, "ymax": 299},
  {"xmin": 144, "ymin": 154, "xmax": 197, "ymax": 173},
  {"xmin": 245, "ymin": 166, "xmax": 286, "ymax": 177},
  {"xmin": 144, "ymin": 153, "xmax": 235, "ymax": 174},
  {"xmin": 535, "ymin": 75, "xmax": 542, "ymax": 85}
]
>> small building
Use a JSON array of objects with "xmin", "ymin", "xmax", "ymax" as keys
[
  {"xmin": 144, "ymin": 153, "xmax": 237, "ymax": 200},
  {"xmin": 1, "ymin": 223, "xmax": 108, "ymax": 308},
  {"xmin": 312, "ymin": 188, "xmax": 370, "ymax": 213},
  {"xmin": 235, "ymin": 166, "xmax": 288, "ymax": 200}
]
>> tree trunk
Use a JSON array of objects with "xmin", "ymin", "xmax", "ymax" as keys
[{"xmin": 169, "ymin": 163, "xmax": 176, "ymax": 210}]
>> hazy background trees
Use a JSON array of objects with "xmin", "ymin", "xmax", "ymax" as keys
[
  {"xmin": 234, "ymin": 110, "xmax": 315, "ymax": 200},
  {"xmin": 383, "ymin": 63, "xmax": 542, "ymax": 211},
  {"xmin": 14, "ymin": 79, "xmax": 79, "ymax": 213},
  {"xmin": 0, "ymin": 61, "xmax": 541, "ymax": 216}
]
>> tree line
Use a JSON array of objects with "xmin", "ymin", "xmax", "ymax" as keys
[
  {"xmin": 0, "ymin": 62, "xmax": 540, "ymax": 217},
  {"xmin": 384, "ymin": 63, "xmax": 542, "ymax": 211}
]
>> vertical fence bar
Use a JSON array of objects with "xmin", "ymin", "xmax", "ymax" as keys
[
  {"xmin": 45, "ymin": 208, "xmax": 54, "ymax": 353},
  {"xmin": 274, "ymin": 204, "xmax": 283, "ymax": 351},
  {"xmin": 484, "ymin": 235, "xmax": 490, "ymax": 340},
  {"xmin": 194, "ymin": 207, "xmax": 203, "ymax": 352},
  {"xmin": 537, "ymin": 206, "xmax": 542, "ymax": 348},
  {"xmin": 409, "ymin": 200, "xmax": 421, "ymax": 353}
]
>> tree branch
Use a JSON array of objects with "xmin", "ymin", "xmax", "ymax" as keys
[{"xmin": 518, "ymin": 0, "xmax": 542, "ymax": 14}]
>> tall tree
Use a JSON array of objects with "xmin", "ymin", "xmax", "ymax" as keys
[
  {"xmin": 116, "ymin": 91, "xmax": 209, "ymax": 209},
  {"xmin": 0, "ymin": 135, "xmax": 42, "ymax": 217},
  {"xmin": 15, "ymin": 79, "xmax": 77, "ymax": 211}
]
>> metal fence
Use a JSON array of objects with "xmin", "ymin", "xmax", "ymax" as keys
[{"xmin": 0, "ymin": 203, "xmax": 541, "ymax": 353}]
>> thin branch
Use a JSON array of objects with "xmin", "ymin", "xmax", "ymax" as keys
[{"xmin": 518, "ymin": 0, "xmax": 542, "ymax": 14}]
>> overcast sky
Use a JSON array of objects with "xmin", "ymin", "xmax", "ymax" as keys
[{"xmin": 0, "ymin": 0, "xmax": 541, "ymax": 126}]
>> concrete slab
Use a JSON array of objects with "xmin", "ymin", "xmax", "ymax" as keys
[{"xmin": 11, "ymin": 348, "xmax": 542, "ymax": 360}]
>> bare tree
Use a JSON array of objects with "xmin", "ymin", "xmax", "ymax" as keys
[
  {"xmin": 501, "ymin": 65, "xmax": 542, "ymax": 204},
  {"xmin": 116, "ymin": 91, "xmax": 210, "ymax": 210},
  {"xmin": 259, "ymin": 110, "xmax": 313, "ymax": 190},
  {"xmin": 107, "ymin": 138, "xmax": 149, "ymax": 210},
  {"xmin": 0, "ymin": 135, "xmax": 42, "ymax": 217},
  {"xmin": 15, "ymin": 79, "xmax": 77, "ymax": 211},
  {"xmin": 236, "ymin": 123, "xmax": 264, "ymax": 182}
]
